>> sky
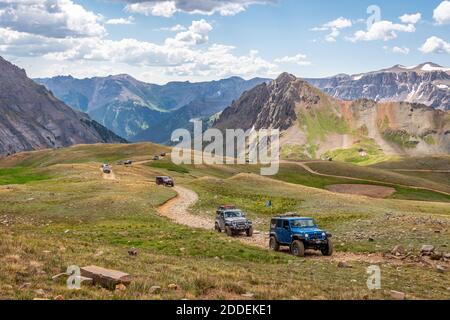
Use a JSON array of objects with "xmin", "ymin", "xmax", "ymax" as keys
[{"xmin": 0, "ymin": 0, "xmax": 449, "ymax": 84}]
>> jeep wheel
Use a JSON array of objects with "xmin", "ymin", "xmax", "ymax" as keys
[
  {"xmin": 225, "ymin": 226, "xmax": 233, "ymax": 237},
  {"xmin": 215, "ymin": 223, "xmax": 221, "ymax": 233},
  {"xmin": 290, "ymin": 240, "xmax": 305, "ymax": 257},
  {"xmin": 321, "ymin": 239, "xmax": 334, "ymax": 256},
  {"xmin": 246, "ymin": 227, "xmax": 253, "ymax": 237},
  {"xmin": 269, "ymin": 236, "xmax": 280, "ymax": 251}
]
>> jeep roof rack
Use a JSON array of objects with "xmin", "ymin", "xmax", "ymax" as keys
[{"xmin": 219, "ymin": 205, "xmax": 237, "ymax": 210}]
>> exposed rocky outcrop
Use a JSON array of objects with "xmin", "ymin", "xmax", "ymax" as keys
[
  {"xmin": 306, "ymin": 63, "xmax": 450, "ymax": 111},
  {"xmin": 0, "ymin": 56, "xmax": 126, "ymax": 156},
  {"xmin": 214, "ymin": 73, "xmax": 450, "ymax": 159}
]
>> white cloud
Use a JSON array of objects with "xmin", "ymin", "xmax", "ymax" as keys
[
  {"xmin": 165, "ymin": 19, "xmax": 213, "ymax": 46},
  {"xmin": 324, "ymin": 17, "xmax": 353, "ymax": 29},
  {"xmin": 399, "ymin": 13, "xmax": 421, "ymax": 24},
  {"xmin": 157, "ymin": 24, "xmax": 187, "ymax": 32},
  {"xmin": 347, "ymin": 20, "xmax": 415, "ymax": 42},
  {"xmin": 433, "ymin": 1, "xmax": 450, "ymax": 25},
  {"xmin": 126, "ymin": 1, "xmax": 177, "ymax": 17},
  {"xmin": 0, "ymin": 1, "xmax": 279, "ymax": 81},
  {"xmin": 419, "ymin": 36, "xmax": 450, "ymax": 54},
  {"xmin": 274, "ymin": 54, "xmax": 311, "ymax": 66},
  {"xmin": 392, "ymin": 46, "xmax": 410, "ymax": 54},
  {"xmin": 106, "ymin": 16, "xmax": 135, "ymax": 25},
  {"xmin": 0, "ymin": 0, "xmax": 105, "ymax": 38},
  {"xmin": 312, "ymin": 17, "xmax": 352, "ymax": 42},
  {"xmin": 165, "ymin": 45, "xmax": 279, "ymax": 78},
  {"xmin": 123, "ymin": 0, "xmax": 275, "ymax": 17}
]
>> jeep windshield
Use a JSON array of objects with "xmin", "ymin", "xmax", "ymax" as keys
[
  {"xmin": 290, "ymin": 219, "xmax": 316, "ymax": 228},
  {"xmin": 224, "ymin": 211, "xmax": 244, "ymax": 218}
]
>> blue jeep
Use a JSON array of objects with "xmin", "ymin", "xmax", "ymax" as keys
[{"xmin": 269, "ymin": 215, "xmax": 333, "ymax": 257}]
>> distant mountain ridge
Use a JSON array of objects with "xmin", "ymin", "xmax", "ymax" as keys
[
  {"xmin": 0, "ymin": 56, "xmax": 126, "ymax": 157},
  {"xmin": 36, "ymin": 75, "xmax": 270, "ymax": 143},
  {"xmin": 305, "ymin": 62, "xmax": 450, "ymax": 110},
  {"xmin": 214, "ymin": 73, "xmax": 450, "ymax": 162}
]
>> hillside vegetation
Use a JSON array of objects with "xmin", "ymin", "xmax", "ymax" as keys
[{"xmin": 0, "ymin": 144, "xmax": 449, "ymax": 300}]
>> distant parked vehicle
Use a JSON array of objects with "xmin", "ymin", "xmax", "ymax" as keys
[
  {"xmin": 160, "ymin": 153, "xmax": 167, "ymax": 157},
  {"xmin": 153, "ymin": 155, "xmax": 160, "ymax": 161},
  {"xmin": 102, "ymin": 164, "xmax": 112, "ymax": 174},
  {"xmin": 124, "ymin": 160, "xmax": 133, "ymax": 165},
  {"xmin": 215, "ymin": 205, "xmax": 253, "ymax": 237},
  {"xmin": 269, "ymin": 214, "xmax": 333, "ymax": 257},
  {"xmin": 156, "ymin": 176, "xmax": 174, "ymax": 187}
]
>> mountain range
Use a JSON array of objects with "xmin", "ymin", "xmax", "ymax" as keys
[
  {"xmin": 2, "ymin": 55, "xmax": 449, "ymax": 161},
  {"xmin": 305, "ymin": 63, "xmax": 449, "ymax": 111},
  {"xmin": 35, "ymin": 75, "xmax": 269, "ymax": 144},
  {"xmin": 214, "ymin": 73, "xmax": 450, "ymax": 162},
  {"xmin": 0, "ymin": 56, "xmax": 125, "ymax": 157}
]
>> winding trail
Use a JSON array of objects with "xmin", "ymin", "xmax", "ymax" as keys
[
  {"xmin": 157, "ymin": 186, "xmax": 268, "ymax": 248},
  {"xmin": 154, "ymin": 185, "xmax": 419, "ymax": 265},
  {"xmin": 157, "ymin": 186, "xmax": 209, "ymax": 229},
  {"xmin": 100, "ymin": 168, "xmax": 117, "ymax": 181},
  {"xmin": 149, "ymin": 165, "xmax": 445, "ymax": 266},
  {"xmin": 282, "ymin": 160, "xmax": 450, "ymax": 196}
]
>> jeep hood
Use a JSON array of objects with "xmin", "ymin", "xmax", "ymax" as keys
[
  {"xmin": 225, "ymin": 217, "xmax": 248, "ymax": 223},
  {"xmin": 291, "ymin": 227, "xmax": 323, "ymax": 234}
]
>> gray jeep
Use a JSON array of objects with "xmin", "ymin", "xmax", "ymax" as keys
[{"xmin": 215, "ymin": 205, "xmax": 253, "ymax": 237}]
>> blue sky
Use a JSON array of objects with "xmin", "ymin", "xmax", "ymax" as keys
[{"xmin": 0, "ymin": 0, "xmax": 449, "ymax": 83}]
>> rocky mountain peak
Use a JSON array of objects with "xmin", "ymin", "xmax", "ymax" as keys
[
  {"xmin": 305, "ymin": 62, "xmax": 450, "ymax": 110},
  {"xmin": 215, "ymin": 72, "xmax": 449, "ymax": 159},
  {"xmin": 0, "ymin": 56, "xmax": 126, "ymax": 156}
]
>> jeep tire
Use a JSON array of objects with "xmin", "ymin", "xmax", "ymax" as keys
[
  {"xmin": 215, "ymin": 223, "xmax": 221, "ymax": 233},
  {"xmin": 269, "ymin": 236, "xmax": 280, "ymax": 252},
  {"xmin": 321, "ymin": 239, "xmax": 334, "ymax": 256},
  {"xmin": 290, "ymin": 240, "xmax": 305, "ymax": 257},
  {"xmin": 225, "ymin": 226, "xmax": 233, "ymax": 237},
  {"xmin": 246, "ymin": 226, "xmax": 253, "ymax": 237}
]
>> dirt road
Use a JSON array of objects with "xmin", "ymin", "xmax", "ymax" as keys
[
  {"xmin": 157, "ymin": 186, "xmax": 268, "ymax": 248},
  {"xmin": 154, "ymin": 185, "xmax": 450, "ymax": 267},
  {"xmin": 157, "ymin": 186, "xmax": 209, "ymax": 229},
  {"xmin": 283, "ymin": 160, "xmax": 450, "ymax": 196},
  {"xmin": 100, "ymin": 168, "xmax": 117, "ymax": 181}
]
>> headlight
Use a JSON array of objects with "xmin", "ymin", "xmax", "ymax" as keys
[
  {"xmin": 322, "ymin": 232, "xmax": 326, "ymax": 237},
  {"xmin": 305, "ymin": 234, "xmax": 309, "ymax": 238}
]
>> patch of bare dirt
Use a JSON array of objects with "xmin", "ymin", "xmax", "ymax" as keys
[
  {"xmin": 100, "ymin": 168, "xmax": 117, "ymax": 181},
  {"xmin": 157, "ymin": 186, "xmax": 208, "ymax": 229},
  {"xmin": 325, "ymin": 184, "xmax": 396, "ymax": 198}
]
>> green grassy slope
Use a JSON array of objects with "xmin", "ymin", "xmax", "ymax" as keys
[{"xmin": 0, "ymin": 144, "xmax": 449, "ymax": 299}]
